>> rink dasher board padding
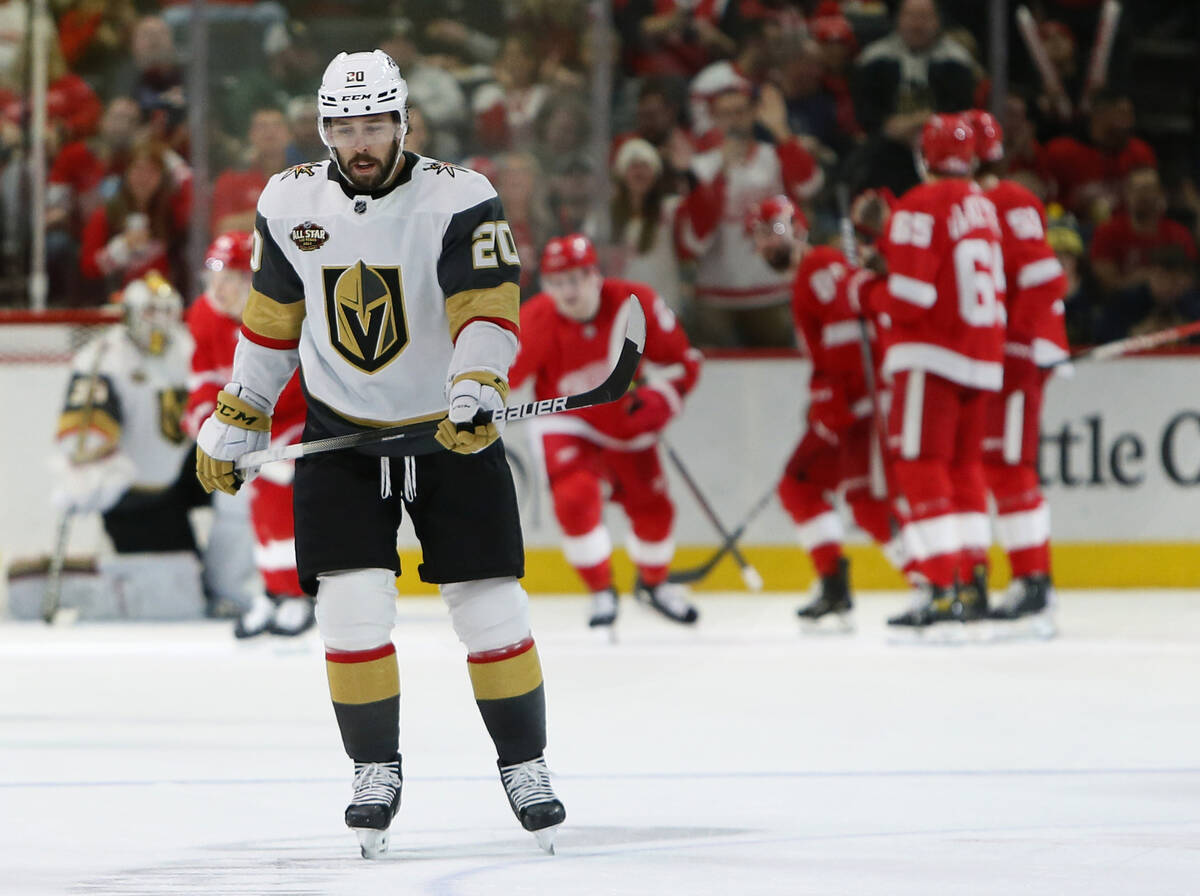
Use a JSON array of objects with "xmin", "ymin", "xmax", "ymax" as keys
[{"xmin": 3, "ymin": 552, "xmax": 207, "ymax": 620}]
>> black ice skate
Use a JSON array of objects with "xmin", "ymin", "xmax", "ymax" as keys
[
  {"xmin": 887, "ymin": 584, "xmax": 958, "ymax": 642},
  {"xmin": 955, "ymin": 563, "xmax": 991, "ymax": 622},
  {"xmin": 269, "ymin": 595, "xmax": 316, "ymax": 636},
  {"xmin": 634, "ymin": 578, "xmax": 699, "ymax": 624},
  {"xmin": 345, "ymin": 755, "xmax": 402, "ymax": 859},
  {"xmin": 588, "ymin": 587, "xmax": 618, "ymax": 628},
  {"xmin": 987, "ymin": 574, "xmax": 1056, "ymax": 640},
  {"xmin": 796, "ymin": 556, "xmax": 853, "ymax": 633},
  {"xmin": 498, "ymin": 756, "xmax": 566, "ymax": 854}
]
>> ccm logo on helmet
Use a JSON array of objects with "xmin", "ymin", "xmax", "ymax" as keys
[{"xmin": 341, "ymin": 93, "xmax": 373, "ymax": 101}]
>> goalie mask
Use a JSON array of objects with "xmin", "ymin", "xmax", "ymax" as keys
[
  {"xmin": 121, "ymin": 272, "xmax": 182, "ymax": 355},
  {"xmin": 317, "ymin": 50, "xmax": 409, "ymax": 190}
]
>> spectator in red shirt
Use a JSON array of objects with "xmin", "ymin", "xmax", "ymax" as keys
[
  {"xmin": 1041, "ymin": 88, "xmax": 1157, "ymax": 223},
  {"xmin": 1090, "ymin": 166, "xmax": 1197, "ymax": 294},
  {"xmin": 0, "ymin": 21, "xmax": 103, "ymax": 147},
  {"xmin": 46, "ymin": 96, "xmax": 143, "ymax": 305},
  {"xmin": 210, "ymin": 104, "xmax": 290, "ymax": 236},
  {"xmin": 79, "ymin": 138, "xmax": 191, "ymax": 296},
  {"xmin": 471, "ymin": 34, "xmax": 550, "ymax": 154},
  {"xmin": 615, "ymin": 0, "xmax": 739, "ymax": 80}
]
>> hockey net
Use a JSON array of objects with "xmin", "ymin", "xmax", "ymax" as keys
[{"xmin": 0, "ymin": 307, "xmax": 122, "ymax": 364}]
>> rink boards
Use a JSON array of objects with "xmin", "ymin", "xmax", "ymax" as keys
[{"xmin": 4, "ymin": 350, "xmax": 1200, "ymax": 592}]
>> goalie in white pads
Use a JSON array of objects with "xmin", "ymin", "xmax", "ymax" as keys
[
  {"xmin": 52, "ymin": 273, "xmax": 246, "ymax": 615},
  {"xmin": 194, "ymin": 50, "xmax": 564, "ymax": 858}
]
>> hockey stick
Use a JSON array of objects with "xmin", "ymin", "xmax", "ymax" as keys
[
  {"xmin": 836, "ymin": 183, "xmax": 889, "ymax": 500},
  {"xmin": 1081, "ymin": 1, "xmax": 1122, "ymax": 113},
  {"xmin": 661, "ymin": 438, "xmax": 763, "ymax": 591},
  {"xmin": 41, "ymin": 511, "xmax": 73, "ymax": 624},
  {"xmin": 1065, "ymin": 319, "xmax": 1200, "ymax": 364},
  {"xmin": 236, "ymin": 296, "xmax": 647, "ymax": 470},
  {"xmin": 667, "ymin": 481, "xmax": 777, "ymax": 585},
  {"xmin": 1016, "ymin": 6, "xmax": 1073, "ymax": 121}
]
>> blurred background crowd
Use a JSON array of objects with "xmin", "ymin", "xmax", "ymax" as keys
[{"xmin": 3, "ymin": 0, "xmax": 1198, "ymax": 349}]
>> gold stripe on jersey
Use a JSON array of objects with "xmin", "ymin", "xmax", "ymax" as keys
[
  {"xmin": 243, "ymin": 288, "xmax": 306, "ymax": 341},
  {"xmin": 445, "ymin": 282, "xmax": 520, "ymax": 340},
  {"xmin": 56, "ymin": 407, "xmax": 121, "ymax": 444}
]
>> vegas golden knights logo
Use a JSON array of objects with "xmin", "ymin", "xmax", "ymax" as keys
[
  {"xmin": 322, "ymin": 262, "xmax": 409, "ymax": 373},
  {"xmin": 158, "ymin": 387, "xmax": 187, "ymax": 444}
]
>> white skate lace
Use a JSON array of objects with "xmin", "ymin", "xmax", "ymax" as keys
[
  {"xmin": 499, "ymin": 758, "xmax": 557, "ymax": 811},
  {"xmin": 351, "ymin": 761, "xmax": 401, "ymax": 807}
]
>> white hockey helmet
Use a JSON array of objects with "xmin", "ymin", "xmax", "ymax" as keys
[
  {"xmin": 121, "ymin": 271, "xmax": 182, "ymax": 355},
  {"xmin": 317, "ymin": 50, "xmax": 409, "ymax": 183}
]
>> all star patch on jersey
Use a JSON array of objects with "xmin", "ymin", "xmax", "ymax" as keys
[
  {"xmin": 244, "ymin": 153, "xmax": 521, "ymax": 446},
  {"xmin": 291, "ymin": 222, "xmax": 330, "ymax": 252}
]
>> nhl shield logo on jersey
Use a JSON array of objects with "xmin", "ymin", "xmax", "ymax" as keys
[
  {"xmin": 291, "ymin": 221, "xmax": 330, "ymax": 252},
  {"xmin": 322, "ymin": 261, "xmax": 409, "ymax": 373}
]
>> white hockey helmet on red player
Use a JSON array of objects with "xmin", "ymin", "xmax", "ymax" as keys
[
  {"xmin": 121, "ymin": 271, "xmax": 182, "ymax": 355},
  {"xmin": 317, "ymin": 50, "xmax": 408, "ymax": 182}
]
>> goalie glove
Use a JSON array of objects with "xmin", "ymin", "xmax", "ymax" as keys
[
  {"xmin": 435, "ymin": 371, "xmax": 509, "ymax": 455},
  {"xmin": 50, "ymin": 451, "xmax": 136, "ymax": 514},
  {"xmin": 195, "ymin": 384, "xmax": 272, "ymax": 494}
]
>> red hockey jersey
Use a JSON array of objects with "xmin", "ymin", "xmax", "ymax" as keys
[
  {"xmin": 791, "ymin": 245, "xmax": 876, "ymax": 430},
  {"xmin": 878, "ymin": 179, "xmax": 1006, "ymax": 391},
  {"xmin": 509, "ymin": 278, "xmax": 702, "ymax": 450},
  {"xmin": 184, "ymin": 293, "xmax": 306, "ymax": 442},
  {"xmin": 986, "ymin": 179, "xmax": 1069, "ymax": 367}
]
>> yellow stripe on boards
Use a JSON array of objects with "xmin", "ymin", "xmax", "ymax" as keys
[
  {"xmin": 326, "ymin": 652, "xmax": 399, "ymax": 705},
  {"xmin": 467, "ymin": 645, "xmax": 543, "ymax": 702},
  {"xmin": 392, "ymin": 544, "xmax": 1200, "ymax": 595}
]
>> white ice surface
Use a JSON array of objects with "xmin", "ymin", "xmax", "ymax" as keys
[{"xmin": 1, "ymin": 591, "xmax": 1198, "ymax": 895}]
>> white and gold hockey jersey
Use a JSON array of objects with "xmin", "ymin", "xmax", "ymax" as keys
[
  {"xmin": 57, "ymin": 323, "xmax": 194, "ymax": 490},
  {"xmin": 241, "ymin": 153, "xmax": 521, "ymax": 453}
]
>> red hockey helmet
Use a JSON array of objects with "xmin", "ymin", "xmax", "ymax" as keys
[
  {"xmin": 540, "ymin": 233, "xmax": 598, "ymax": 275},
  {"xmin": 745, "ymin": 194, "xmax": 809, "ymax": 237},
  {"xmin": 205, "ymin": 231, "xmax": 254, "ymax": 273},
  {"xmin": 965, "ymin": 109, "xmax": 1004, "ymax": 164},
  {"xmin": 919, "ymin": 113, "xmax": 976, "ymax": 177}
]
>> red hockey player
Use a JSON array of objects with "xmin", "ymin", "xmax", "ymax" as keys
[
  {"xmin": 750, "ymin": 194, "xmax": 905, "ymax": 629},
  {"xmin": 877, "ymin": 113, "xmax": 1006, "ymax": 635},
  {"xmin": 509, "ymin": 234, "xmax": 703, "ymax": 628},
  {"xmin": 184, "ymin": 231, "xmax": 312, "ymax": 638},
  {"xmin": 968, "ymin": 109, "xmax": 1068, "ymax": 637}
]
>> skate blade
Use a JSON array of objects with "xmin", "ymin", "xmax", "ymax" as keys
[
  {"xmin": 799, "ymin": 612, "xmax": 855, "ymax": 635},
  {"xmin": 533, "ymin": 823, "xmax": 560, "ymax": 855},
  {"xmin": 589, "ymin": 620, "xmax": 618, "ymax": 643},
  {"xmin": 990, "ymin": 613, "xmax": 1057, "ymax": 643},
  {"xmin": 355, "ymin": 827, "xmax": 389, "ymax": 859},
  {"xmin": 886, "ymin": 621, "xmax": 968, "ymax": 646}
]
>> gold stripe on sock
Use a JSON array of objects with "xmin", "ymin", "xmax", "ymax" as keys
[
  {"xmin": 326, "ymin": 651, "xmax": 399, "ymax": 706},
  {"xmin": 467, "ymin": 643, "xmax": 543, "ymax": 701}
]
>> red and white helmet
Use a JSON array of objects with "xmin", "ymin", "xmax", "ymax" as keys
[
  {"xmin": 540, "ymin": 233, "xmax": 598, "ymax": 275},
  {"xmin": 919, "ymin": 113, "xmax": 976, "ymax": 177},
  {"xmin": 745, "ymin": 194, "xmax": 809, "ymax": 238},
  {"xmin": 965, "ymin": 109, "xmax": 1004, "ymax": 164},
  {"xmin": 204, "ymin": 231, "xmax": 253, "ymax": 273}
]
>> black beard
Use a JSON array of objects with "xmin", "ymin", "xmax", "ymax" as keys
[
  {"xmin": 764, "ymin": 247, "xmax": 792, "ymax": 271},
  {"xmin": 344, "ymin": 144, "xmax": 399, "ymax": 190}
]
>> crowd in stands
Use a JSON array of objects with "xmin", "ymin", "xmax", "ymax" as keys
[{"xmin": 8, "ymin": 0, "xmax": 1200, "ymax": 349}]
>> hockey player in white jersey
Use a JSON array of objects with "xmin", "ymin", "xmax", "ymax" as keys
[
  {"xmin": 194, "ymin": 50, "xmax": 564, "ymax": 858},
  {"xmin": 52, "ymin": 273, "xmax": 253, "ymax": 615}
]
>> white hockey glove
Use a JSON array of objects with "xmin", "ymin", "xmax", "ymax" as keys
[
  {"xmin": 196, "ymin": 384, "xmax": 272, "ymax": 495},
  {"xmin": 50, "ymin": 451, "xmax": 136, "ymax": 514},
  {"xmin": 435, "ymin": 371, "xmax": 508, "ymax": 455}
]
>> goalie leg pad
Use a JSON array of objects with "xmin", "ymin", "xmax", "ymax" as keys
[
  {"xmin": 315, "ymin": 568, "xmax": 398, "ymax": 652},
  {"xmin": 442, "ymin": 576, "xmax": 531, "ymax": 653}
]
